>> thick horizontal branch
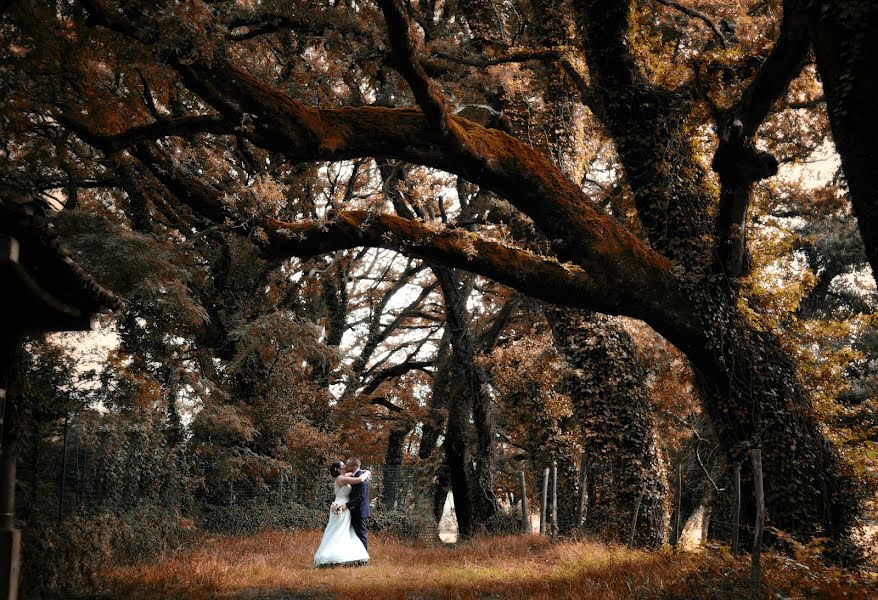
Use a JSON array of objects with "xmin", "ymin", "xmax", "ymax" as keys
[
  {"xmin": 75, "ymin": 0, "xmax": 698, "ymax": 343},
  {"xmin": 129, "ymin": 143, "xmax": 676, "ymax": 326},
  {"xmin": 60, "ymin": 113, "xmax": 232, "ymax": 154},
  {"xmin": 106, "ymin": 59, "xmax": 676, "ymax": 315},
  {"xmin": 263, "ymin": 211, "xmax": 618, "ymax": 311}
]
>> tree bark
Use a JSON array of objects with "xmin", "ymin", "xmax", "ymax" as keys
[
  {"xmin": 547, "ymin": 308, "xmax": 668, "ymax": 547},
  {"xmin": 808, "ymin": 0, "xmax": 878, "ymax": 282},
  {"xmin": 381, "ymin": 425, "xmax": 409, "ymax": 510},
  {"xmin": 433, "ymin": 267, "xmax": 498, "ymax": 537}
]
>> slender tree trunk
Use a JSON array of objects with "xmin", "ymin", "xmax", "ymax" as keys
[
  {"xmin": 434, "ymin": 267, "xmax": 497, "ymax": 537},
  {"xmin": 381, "ymin": 425, "xmax": 409, "ymax": 510},
  {"xmin": 419, "ymin": 340, "xmax": 452, "ymax": 460}
]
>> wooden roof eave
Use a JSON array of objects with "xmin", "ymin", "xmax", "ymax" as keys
[{"xmin": 0, "ymin": 237, "xmax": 96, "ymax": 335}]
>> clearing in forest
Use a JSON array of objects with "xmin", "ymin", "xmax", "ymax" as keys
[{"xmin": 101, "ymin": 530, "xmax": 875, "ymax": 600}]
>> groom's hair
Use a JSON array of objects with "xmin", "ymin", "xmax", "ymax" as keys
[{"xmin": 347, "ymin": 457, "xmax": 361, "ymax": 468}]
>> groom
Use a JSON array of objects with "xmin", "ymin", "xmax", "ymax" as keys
[{"xmin": 345, "ymin": 456, "xmax": 371, "ymax": 551}]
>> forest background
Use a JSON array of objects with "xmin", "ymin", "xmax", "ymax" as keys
[{"xmin": 1, "ymin": 0, "xmax": 877, "ymax": 598}]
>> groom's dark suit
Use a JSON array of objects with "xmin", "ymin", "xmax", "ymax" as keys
[{"xmin": 346, "ymin": 469, "xmax": 370, "ymax": 551}]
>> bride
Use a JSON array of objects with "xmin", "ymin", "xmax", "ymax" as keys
[{"xmin": 313, "ymin": 460, "xmax": 371, "ymax": 567}]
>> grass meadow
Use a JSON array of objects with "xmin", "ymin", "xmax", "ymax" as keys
[{"xmin": 99, "ymin": 530, "xmax": 876, "ymax": 600}]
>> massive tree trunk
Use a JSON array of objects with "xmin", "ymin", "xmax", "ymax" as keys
[
  {"xmin": 808, "ymin": 0, "xmax": 878, "ymax": 282},
  {"xmin": 578, "ymin": 0, "xmax": 858, "ymax": 559},
  {"xmin": 548, "ymin": 308, "xmax": 668, "ymax": 547},
  {"xmin": 453, "ymin": 4, "xmax": 667, "ymax": 540}
]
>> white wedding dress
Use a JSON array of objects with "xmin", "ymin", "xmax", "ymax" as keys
[{"xmin": 313, "ymin": 478, "xmax": 370, "ymax": 566}]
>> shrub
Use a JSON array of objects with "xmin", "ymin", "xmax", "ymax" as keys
[
  {"xmin": 369, "ymin": 509, "xmax": 431, "ymax": 539},
  {"xmin": 198, "ymin": 500, "xmax": 326, "ymax": 535},
  {"xmin": 482, "ymin": 509, "xmax": 523, "ymax": 535},
  {"xmin": 20, "ymin": 505, "xmax": 194, "ymax": 600}
]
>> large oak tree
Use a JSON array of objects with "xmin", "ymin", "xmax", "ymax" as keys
[{"xmin": 3, "ymin": 0, "xmax": 873, "ymax": 559}]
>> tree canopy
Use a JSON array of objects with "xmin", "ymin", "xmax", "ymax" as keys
[{"xmin": 2, "ymin": 0, "xmax": 877, "ymax": 565}]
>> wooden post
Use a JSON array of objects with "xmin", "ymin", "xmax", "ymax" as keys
[
  {"xmin": 58, "ymin": 412, "xmax": 69, "ymax": 522},
  {"xmin": 0, "ymin": 384, "xmax": 21, "ymax": 600},
  {"xmin": 732, "ymin": 463, "xmax": 741, "ymax": 554},
  {"xmin": 539, "ymin": 467, "xmax": 549, "ymax": 535},
  {"xmin": 74, "ymin": 427, "xmax": 81, "ymax": 509},
  {"xmin": 751, "ymin": 449, "xmax": 765, "ymax": 596},
  {"xmin": 575, "ymin": 454, "xmax": 587, "ymax": 527},
  {"xmin": 551, "ymin": 461, "xmax": 558, "ymax": 538},
  {"xmin": 673, "ymin": 463, "xmax": 682, "ymax": 548},
  {"xmin": 628, "ymin": 483, "xmax": 646, "ymax": 548},
  {"xmin": 519, "ymin": 471, "xmax": 529, "ymax": 533}
]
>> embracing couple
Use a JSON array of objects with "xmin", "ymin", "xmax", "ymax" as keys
[{"xmin": 313, "ymin": 457, "xmax": 372, "ymax": 567}]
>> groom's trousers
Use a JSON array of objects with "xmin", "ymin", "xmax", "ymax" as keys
[{"xmin": 351, "ymin": 509, "xmax": 368, "ymax": 551}]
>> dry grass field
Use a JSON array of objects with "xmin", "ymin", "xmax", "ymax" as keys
[{"xmin": 99, "ymin": 530, "xmax": 876, "ymax": 600}]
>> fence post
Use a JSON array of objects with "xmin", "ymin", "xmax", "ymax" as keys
[
  {"xmin": 58, "ymin": 413, "xmax": 69, "ymax": 522},
  {"xmin": 519, "ymin": 470, "xmax": 529, "ymax": 534},
  {"xmin": 673, "ymin": 462, "xmax": 682, "ymax": 548},
  {"xmin": 539, "ymin": 467, "xmax": 549, "ymax": 535},
  {"xmin": 575, "ymin": 453, "xmax": 587, "ymax": 527},
  {"xmin": 550, "ymin": 461, "xmax": 558, "ymax": 539},
  {"xmin": 74, "ymin": 426, "xmax": 81, "ymax": 510},
  {"xmin": 628, "ymin": 483, "xmax": 646, "ymax": 548},
  {"xmin": 732, "ymin": 463, "xmax": 741, "ymax": 554},
  {"xmin": 751, "ymin": 448, "xmax": 765, "ymax": 596}
]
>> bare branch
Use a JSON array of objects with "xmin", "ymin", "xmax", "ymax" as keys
[
  {"xmin": 433, "ymin": 46, "xmax": 592, "ymax": 106},
  {"xmin": 712, "ymin": 0, "xmax": 810, "ymax": 277},
  {"xmin": 376, "ymin": 0, "xmax": 470, "ymax": 151},
  {"xmin": 653, "ymin": 0, "xmax": 727, "ymax": 49},
  {"xmin": 361, "ymin": 360, "xmax": 434, "ymax": 395}
]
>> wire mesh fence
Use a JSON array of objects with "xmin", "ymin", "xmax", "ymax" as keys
[
  {"xmin": 14, "ymin": 418, "xmax": 760, "ymax": 549},
  {"xmin": 14, "ymin": 423, "xmax": 441, "ymax": 540}
]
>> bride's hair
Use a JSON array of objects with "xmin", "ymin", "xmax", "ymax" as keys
[{"xmin": 329, "ymin": 460, "xmax": 345, "ymax": 477}]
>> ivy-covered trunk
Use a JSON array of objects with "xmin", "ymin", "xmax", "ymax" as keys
[
  {"xmin": 548, "ymin": 308, "xmax": 668, "ymax": 547},
  {"xmin": 683, "ymin": 303, "xmax": 860, "ymax": 560},
  {"xmin": 578, "ymin": 0, "xmax": 860, "ymax": 559},
  {"xmin": 381, "ymin": 425, "xmax": 410, "ymax": 510}
]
